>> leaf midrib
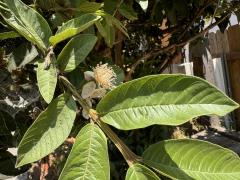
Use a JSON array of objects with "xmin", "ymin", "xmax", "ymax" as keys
[
  {"xmin": 5, "ymin": 0, "xmax": 48, "ymax": 50},
  {"xmin": 58, "ymin": 17, "xmax": 99, "ymax": 34},
  {"xmin": 99, "ymin": 103, "xmax": 235, "ymax": 115},
  {"xmin": 18, "ymin": 97, "xmax": 70, "ymax": 164},
  {"xmin": 82, "ymin": 124, "xmax": 94, "ymax": 179}
]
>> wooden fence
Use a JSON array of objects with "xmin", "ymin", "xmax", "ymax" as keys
[{"xmin": 208, "ymin": 25, "xmax": 240, "ymax": 130}]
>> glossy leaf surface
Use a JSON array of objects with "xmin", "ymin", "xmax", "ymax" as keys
[
  {"xmin": 59, "ymin": 123, "xmax": 110, "ymax": 180},
  {"xmin": 57, "ymin": 34, "xmax": 97, "ymax": 72},
  {"xmin": 143, "ymin": 139, "xmax": 240, "ymax": 180},
  {"xmin": 97, "ymin": 74, "xmax": 239, "ymax": 130},
  {"xmin": 37, "ymin": 59, "xmax": 57, "ymax": 103},
  {"xmin": 49, "ymin": 13, "xmax": 100, "ymax": 45},
  {"xmin": 1, "ymin": 0, "xmax": 52, "ymax": 51},
  {"xmin": 0, "ymin": 31, "xmax": 20, "ymax": 40},
  {"xmin": 126, "ymin": 163, "xmax": 160, "ymax": 180},
  {"xmin": 16, "ymin": 94, "xmax": 77, "ymax": 167}
]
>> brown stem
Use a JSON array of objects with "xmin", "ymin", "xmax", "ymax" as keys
[
  {"xmin": 114, "ymin": 28, "xmax": 124, "ymax": 67},
  {"xmin": 113, "ymin": 10, "xmax": 125, "ymax": 67},
  {"xmin": 59, "ymin": 76, "xmax": 140, "ymax": 167},
  {"xmin": 91, "ymin": 112, "xmax": 141, "ymax": 167},
  {"xmin": 177, "ymin": 0, "xmax": 213, "ymax": 41},
  {"xmin": 125, "ymin": 5, "xmax": 239, "ymax": 80},
  {"xmin": 59, "ymin": 76, "xmax": 90, "ymax": 112}
]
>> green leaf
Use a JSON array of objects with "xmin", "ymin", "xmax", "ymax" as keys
[
  {"xmin": 49, "ymin": 14, "xmax": 100, "ymax": 46},
  {"xmin": 59, "ymin": 123, "xmax": 110, "ymax": 180},
  {"xmin": 0, "ymin": 31, "xmax": 20, "ymax": 40},
  {"xmin": 104, "ymin": 0, "xmax": 117, "ymax": 14},
  {"xmin": 96, "ymin": 18, "xmax": 115, "ymax": 48},
  {"xmin": 119, "ymin": 3, "xmax": 138, "ymax": 20},
  {"xmin": 78, "ymin": 2, "xmax": 103, "ymax": 13},
  {"xmin": 57, "ymin": 34, "xmax": 97, "ymax": 72},
  {"xmin": 105, "ymin": 14, "xmax": 129, "ymax": 38},
  {"xmin": 95, "ymin": 20, "xmax": 107, "ymax": 38},
  {"xmin": 142, "ymin": 139, "xmax": 240, "ymax": 180},
  {"xmin": 36, "ymin": 59, "xmax": 57, "ymax": 103},
  {"xmin": 97, "ymin": 74, "xmax": 239, "ymax": 130},
  {"xmin": 16, "ymin": 93, "xmax": 77, "ymax": 167},
  {"xmin": 1, "ymin": 0, "xmax": 52, "ymax": 52},
  {"xmin": 135, "ymin": 0, "xmax": 148, "ymax": 12},
  {"xmin": 103, "ymin": 21, "xmax": 115, "ymax": 48},
  {"xmin": 0, "ymin": 8, "xmax": 34, "ymax": 46},
  {"xmin": 126, "ymin": 163, "xmax": 160, "ymax": 180},
  {"xmin": 112, "ymin": 65, "xmax": 124, "ymax": 85}
]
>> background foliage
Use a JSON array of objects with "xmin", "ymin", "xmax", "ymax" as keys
[{"xmin": 0, "ymin": 0, "xmax": 240, "ymax": 179}]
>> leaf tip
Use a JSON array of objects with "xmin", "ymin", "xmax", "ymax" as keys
[{"xmin": 15, "ymin": 157, "xmax": 24, "ymax": 168}]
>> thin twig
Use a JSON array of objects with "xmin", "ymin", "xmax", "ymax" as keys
[
  {"xmin": 59, "ymin": 76, "xmax": 90, "ymax": 112},
  {"xmin": 210, "ymin": 0, "xmax": 221, "ymax": 25},
  {"xmin": 178, "ymin": 0, "xmax": 213, "ymax": 41},
  {"xmin": 126, "ymin": 5, "xmax": 239, "ymax": 80},
  {"xmin": 94, "ymin": 115, "xmax": 141, "ymax": 166},
  {"xmin": 59, "ymin": 75, "xmax": 140, "ymax": 167}
]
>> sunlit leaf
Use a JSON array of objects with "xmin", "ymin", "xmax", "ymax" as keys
[
  {"xmin": 57, "ymin": 34, "xmax": 97, "ymax": 72},
  {"xmin": 143, "ymin": 139, "xmax": 240, "ymax": 179},
  {"xmin": 126, "ymin": 163, "xmax": 160, "ymax": 180},
  {"xmin": 59, "ymin": 123, "xmax": 110, "ymax": 180},
  {"xmin": 36, "ymin": 59, "xmax": 57, "ymax": 103},
  {"xmin": 97, "ymin": 74, "xmax": 239, "ymax": 130},
  {"xmin": 1, "ymin": 0, "xmax": 52, "ymax": 51},
  {"xmin": 49, "ymin": 14, "xmax": 100, "ymax": 45},
  {"xmin": 0, "ymin": 31, "xmax": 20, "ymax": 40},
  {"xmin": 16, "ymin": 93, "xmax": 77, "ymax": 167}
]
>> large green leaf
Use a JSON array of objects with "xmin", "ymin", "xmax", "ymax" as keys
[
  {"xmin": 94, "ymin": 11, "xmax": 128, "ymax": 47},
  {"xmin": 0, "ymin": 7, "xmax": 34, "ymax": 46},
  {"xmin": 1, "ymin": 0, "xmax": 52, "ymax": 52},
  {"xmin": 16, "ymin": 93, "xmax": 77, "ymax": 167},
  {"xmin": 125, "ymin": 163, "xmax": 160, "ymax": 180},
  {"xmin": 59, "ymin": 123, "xmax": 110, "ymax": 180},
  {"xmin": 142, "ymin": 139, "xmax": 240, "ymax": 180},
  {"xmin": 36, "ymin": 59, "xmax": 57, "ymax": 103},
  {"xmin": 97, "ymin": 74, "xmax": 239, "ymax": 130},
  {"xmin": 57, "ymin": 34, "xmax": 97, "ymax": 72},
  {"xmin": 49, "ymin": 13, "xmax": 100, "ymax": 45}
]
